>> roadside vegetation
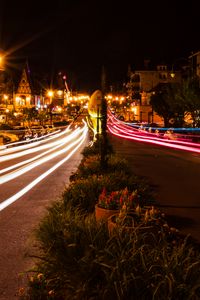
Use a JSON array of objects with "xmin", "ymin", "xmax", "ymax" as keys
[
  {"xmin": 150, "ymin": 77, "xmax": 200, "ymax": 128},
  {"xmin": 20, "ymin": 138, "xmax": 200, "ymax": 300}
]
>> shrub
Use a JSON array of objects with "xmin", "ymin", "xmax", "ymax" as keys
[
  {"xmin": 26, "ymin": 207, "xmax": 200, "ymax": 300},
  {"xmin": 71, "ymin": 154, "xmax": 131, "ymax": 181},
  {"xmin": 25, "ymin": 138, "xmax": 200, "ymax": 300},
  {"xmin": 81, "ymin": 138, "xmax": 114, "ymax": 158},
  {"xmin": 62, "ymin": 175, "xmax": 101, "ymax": 213},
  {"xmin": 0, "ymin": 123, "xmax": 13, "ymax": 130},
  {"xmin": 64, "ymin": 171, "xmax": 154, "ymax": 214},
  {"xmin": 75, "ymin": 154, "xmax": 102, "ymax": 179},
  {"xmin": 27, "ymin": 207, "xmax": 109, "ymax": 299}
]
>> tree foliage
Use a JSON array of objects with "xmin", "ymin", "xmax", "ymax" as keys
[
  {"xmin": 150, "ymin": 84, "xmax": 175, "ymax": 127},
  {"xmin": 22, "ymin": 107, "xmax": 39, "ymax": 126},
  {"xmin": 150, "ymin": 79, "xmax": 200, "ymax": 127},
  {"xmin": 175, "ymin": 77, "xmax": 200, "ymax": 127}
]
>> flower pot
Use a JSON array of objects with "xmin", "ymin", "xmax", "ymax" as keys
[{"xmin": 95, "ymin": 204, "xmax": 118, "ymax": 222}]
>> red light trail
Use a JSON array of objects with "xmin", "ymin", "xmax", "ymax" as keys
[{"xmin": 107, "ymin": 111, "xmax": 200, "ymax": 154}]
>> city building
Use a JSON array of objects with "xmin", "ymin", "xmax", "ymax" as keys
[
  {"xmin": 189, "ymin": 51, "xmax": 200, "ymax": 79},
  {"xmin": 14, "ymin": 62, "xmax": 33, "ymax": 109},
  {"xmin": 125, "ymin": 62, "xmax": 183, "ymax": 124}
]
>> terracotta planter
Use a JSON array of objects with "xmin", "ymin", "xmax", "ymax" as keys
[{"xmin": 95, "ymin": 204, "xmax": 119, "ymax": 222}]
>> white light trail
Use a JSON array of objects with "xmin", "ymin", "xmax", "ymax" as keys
[
  {"xmin": 0, "ymin": 126, "xmax": 88, "ymax": 212},
  {"xmin": 0, "ymin": 127, "xmax": 70, "ymax": 156},
  {"xmin": 0, "ymin": 128, "xmax": 81, "ymax": 174},
  {"xmin": 0, "ymin": 128, "xmax": 74, "ymax": 162},
  {"xmin": 0, "ymin": 129, "xmax": 61, "ymax": 150},
  {"xmin": 0, "ymin": 128, "xmax": 85, "ymax": 184}
]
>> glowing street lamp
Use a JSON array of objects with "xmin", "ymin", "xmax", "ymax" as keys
[
  {"xmin": 170, "ymin": 57, "xmax": 189, "ymax": 79},
  {"xmin": 0, "ymin": 54, "xmax": 4, "ymax": 71},
  {"xmin": 57, "ymin": 90, "xmax": 63, "ymax": 97},
  {"xmin": 170, "ymin": 65, "xmax": 176, "ymax": 78},
  {"xmin": 3, "ymin": 94, "xmax": 8, "ymax": 107},
  {"xmin": 47, "ymin": 90, "xmax": 54, "ymax": 125},
  {"xmin": 47, "ymin": 90, "xmax": 54, "ymax": 99},
  {"xmin": 47, "ymin": 90, "xmax": 54, "ymax": 106}
]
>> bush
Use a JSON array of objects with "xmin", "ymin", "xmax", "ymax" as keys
[
  {"xmin": 0, "ymin": 123, "xmax": 13, "ymax": 130},
  {"xmin": 74, "ymin": 154, "xmax": 102, "ymax": 179},
  {"xmin": 64, "ymin": 171, "xmax": 155, "ymax": 214},
  {"xmin": 27, "ymin": 207, "xmax": 200, "ymax": 300},
  {"xmin": 25, "ymin": 139, "xmax": 200, "ymax": 299},
  {"xmin": 71, "ymin": 154, "xmax": 131, "ymax": 181},
  {"xmin": 27, "ymin": 207, "xmax": 109, "ymax": 299},
  {"xmin": 81, "ymin": 138, "xmax": 114, "ymax": 158},
  {"xmin": 62, "ymin": 176, "xmax": 101, "ymax": 213}
]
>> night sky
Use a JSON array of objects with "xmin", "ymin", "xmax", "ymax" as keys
[{"xmin": 0, "ymin": 0, "xmax": 199, "ymax": 92}]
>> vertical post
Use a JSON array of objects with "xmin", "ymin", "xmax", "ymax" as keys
[
  {"xmin": 100, "ymin": 65, "xmax": 108, "ymax": 170},
  {"xmin": 140, "ymin": 111, "xmax": 143, "ymax": 122},
  {"xmin": 97, "ymin": 104, "xmax": 100, "ymax": 138},
  {"xmin": 50, "ymin": 103, "xmax": 53, "ymax": 125},
  {"xmin": 152, "ymin": 109, "xmax": 154, "ymax": 124}
]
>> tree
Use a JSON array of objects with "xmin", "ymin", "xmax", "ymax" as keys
[
  {"xmin": 175, "ymin": 78, "xmax": 200, "ymax": 127},
  {"xmin": 22, "ymin": 107, "xmax": 38, "ymax": 126},
  {"xmin": 150, "ymin": 79, "xmax": 200, "ymax": 128},
  {"xmin": 150, "ymin": 84, "xmax": 175, "ymax": 127},
  {"xmin": 38, "ymin": 110, "xmax": 48, "ymax": 126}
]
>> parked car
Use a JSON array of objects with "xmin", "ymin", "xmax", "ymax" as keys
[
  {"xmin": 13, "ymin": 126, "xmax": 29, "ymax": 130},
  {"xmin": 30, "ymin": 125, "xmax": 45, "ymax": 137},
  {"xmin": 44, "ymin": 124, "xmax": 54, "ymax": 129}
]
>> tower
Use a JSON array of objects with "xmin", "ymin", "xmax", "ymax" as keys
[{"xmin": 14, "ymin": 61, "xmax": 32, "ymax": 109}]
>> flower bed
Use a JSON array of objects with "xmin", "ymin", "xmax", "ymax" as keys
[{"xmin": 95, "ymin": 187, "xmax": 138, "ymax": 221}]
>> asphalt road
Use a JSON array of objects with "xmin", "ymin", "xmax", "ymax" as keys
[
  {"xmin": 108, "ymin": 133, "xmax": 200, "ymax": 243},
  {"xmin": 0, "ymin": 126, "xmax": 89, "ymax": 300}
]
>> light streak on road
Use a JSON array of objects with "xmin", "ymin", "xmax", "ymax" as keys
[
  {"xmin": 0, "ymin": 124, "xmax": 88, "ymax": 212},
  {"xmin": 0, "ymin": 129, "xmax": 61, "ymax": 151},
  {"xmin": 0, "ymin": 135, "xmax": 73, "ymax": 175},
  {"xmin": 108, "ymin": 112, "xmax": 200, "ymax": 154},
  {"xmin": 126, "ymin": 122, "xmax": 200, "ymax": 132},
  {"xmin": 0, "ymin": 127, "xmax": 85, "ymax": 183},
  {"xmin": 0, "ymin": 128, "xmax": 73, "ymax": 162},
  {"xmin": 0, "ymin": 127, "xmax": 70, "ymax": 156}
]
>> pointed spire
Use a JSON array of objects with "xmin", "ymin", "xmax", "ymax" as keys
[{"xmin": 25, "ymin": 58, "xmax": 31, "ymax": 74}]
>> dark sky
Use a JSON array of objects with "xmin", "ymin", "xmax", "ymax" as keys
[{"xmin": 0, "ymin": 0, "xmax": 199, "ymax": 92}]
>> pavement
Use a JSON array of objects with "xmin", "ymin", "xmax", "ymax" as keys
[{"xmin": 0, "ymin": 137, "xmax": 89, "ymax": 300}]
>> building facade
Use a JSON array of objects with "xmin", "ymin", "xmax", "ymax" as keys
[
  {"xmin": 126, "ymin": 64, "xmax": 182, "ymax": 124},
  {"xmin": 14, "ymin": 66, "xmax": 33, "ymax": 109}
]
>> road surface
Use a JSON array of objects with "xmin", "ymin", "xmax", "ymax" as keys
[{"xmin": 0, "ymin": 124, "xmax": 89, "ymax": 299}]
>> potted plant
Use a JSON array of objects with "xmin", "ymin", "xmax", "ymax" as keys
[{"xmin": 95, "ymin": 187, "xmax": 138, "ymax": 222}]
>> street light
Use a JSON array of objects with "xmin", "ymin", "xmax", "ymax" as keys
[
  {"xmin": 0, "ymin": 54, "xmax": 4, "ymax": 71},
  {"xmin": 5, "ymin": 108, "xmax": 9, "ymax": 123},
  {"xmin": 47, "ymin": 90, "xmax": 54, "ymax": 103},
  {"xmin": 170, "ymin": 57, "xmax": 189, "ymax": 78},
  {"xmin": 47, "ymin": 90, "xmax": 54, "ymax": 125},
  {"xmin": 3, "ymin": 94, "xmax": 8, "ymax": 107}
]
